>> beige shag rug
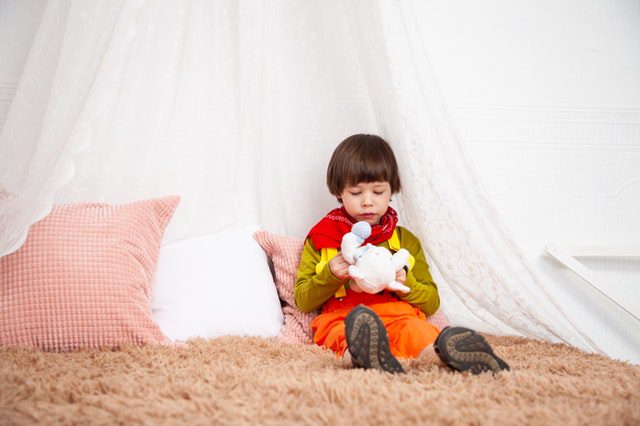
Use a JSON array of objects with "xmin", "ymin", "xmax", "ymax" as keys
[{"xmin": 1, "ymin": 335, "xmax": 639, "ymax": 425}]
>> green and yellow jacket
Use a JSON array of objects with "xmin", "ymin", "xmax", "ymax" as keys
[{"xmin": 294, "ymin": 226, "xmax": 440, "ymax": 316}]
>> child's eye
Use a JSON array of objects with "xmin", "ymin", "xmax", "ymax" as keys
[
  {"xmin": 350, "ymin": 192, "xmax": 361, "ymax": 196},
  {"xmin": 374, "ymin": 191, "xmax": 384, "ymax": 195}
]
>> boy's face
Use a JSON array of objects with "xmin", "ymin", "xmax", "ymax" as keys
[{"xmin": 339, "ymin": 181, "xmax": 392, "ymax": 225}]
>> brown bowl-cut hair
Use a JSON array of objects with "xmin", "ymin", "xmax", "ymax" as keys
[{"xmin": 327, "ymin": 134, "xmax": 402, "ymax": 201}]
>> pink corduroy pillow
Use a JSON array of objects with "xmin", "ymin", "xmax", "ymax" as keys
[
  {"xmin": 0, "ymin": 196, "xmax": 180, "ymax": 351},
  {"xmin": 253, "ymin": 230, "xmax": 449, "ymax": 345}
]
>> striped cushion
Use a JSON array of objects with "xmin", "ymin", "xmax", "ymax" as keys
[{"xmin": 0, "ymin": 196, "xmax": 179, "ymax": 351}]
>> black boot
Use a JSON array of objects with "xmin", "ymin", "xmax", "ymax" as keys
[
  {"xmin": 344, "ymin": 305, "xmax": 405, "ymax": 374},
  {"xmin": 433, "ymin": 326, "xmax": 510, "ymax": 375}
]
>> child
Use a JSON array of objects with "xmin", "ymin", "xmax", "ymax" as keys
[{"xmin": 294, "ymin": 134, "xmax": 509, "ymax": 375}]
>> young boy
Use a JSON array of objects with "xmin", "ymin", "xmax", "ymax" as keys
[{"xmin": 294, "ymin": 134, "xmax": 509, "ymax": 375}]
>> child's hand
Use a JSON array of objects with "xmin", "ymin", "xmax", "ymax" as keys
[
  {"xmin": 329, "ymin": 254, "xmax": 351, "ymax": 280},
  {"xmin": 395, "ymin": 268, "xmax": 407, "ymax": 284}
]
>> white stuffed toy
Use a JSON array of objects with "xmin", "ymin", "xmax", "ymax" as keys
[{"xmin": 341, "ymin": 221, "xmax": 411, "ymax": 294}]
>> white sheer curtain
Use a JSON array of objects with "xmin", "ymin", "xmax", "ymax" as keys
[
  {"xmin": 0, "ymin": 0, "xmax": 144, "ymax": 255},
  {"xmin": 342, "ymin": 0, "xmax": 599, "ymax": 352},
  {"xmin": 1, "ymin": 0, "xmax": 362, "ymax": 247},
  {"xmin": 0, "ymin": 0, "xmax": 600, "ymax": 352}
]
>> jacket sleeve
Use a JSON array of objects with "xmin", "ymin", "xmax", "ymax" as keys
[
  {"xmin": 294, "ymin": 239, "xmax": 348, "ymax": 312},
  {"xmin": 396, "ymin": 227, "xmax": 440, "ymax": 316}
]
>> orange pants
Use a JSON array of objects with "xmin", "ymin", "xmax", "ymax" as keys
[{"xmin": 311, "ymin": 291, "xmax": 440, "ymax": 358}]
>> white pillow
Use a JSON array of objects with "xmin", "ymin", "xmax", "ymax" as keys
[{"xmin": 151, "ymin": 225, "xmax": 283, "ymax": 341}]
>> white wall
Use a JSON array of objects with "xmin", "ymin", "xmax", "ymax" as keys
[
  {"xmin": 1, "ymin": 0, "xmax": 638, "ymax": 360},
  {"xmin": 415, "ymin": 0, "xmax": 640, "ymax": 360}
]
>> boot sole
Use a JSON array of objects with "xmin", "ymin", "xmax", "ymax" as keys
[
  {"xmin": 345, "ymin": 305, "xmax": 405, "ymax": 374},
  {"xmin": 434, "ymin": 326, "xmax": 510, "ymax": 375}
]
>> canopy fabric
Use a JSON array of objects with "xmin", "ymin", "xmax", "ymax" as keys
[{"xmin": 0, "ymin": 0, "xmax": 600, "ymax": 353}]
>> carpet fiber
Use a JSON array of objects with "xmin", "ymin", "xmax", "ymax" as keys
[{"xmin": 1, "ymin": 335, "xmax": 639, "ymax": 425}]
